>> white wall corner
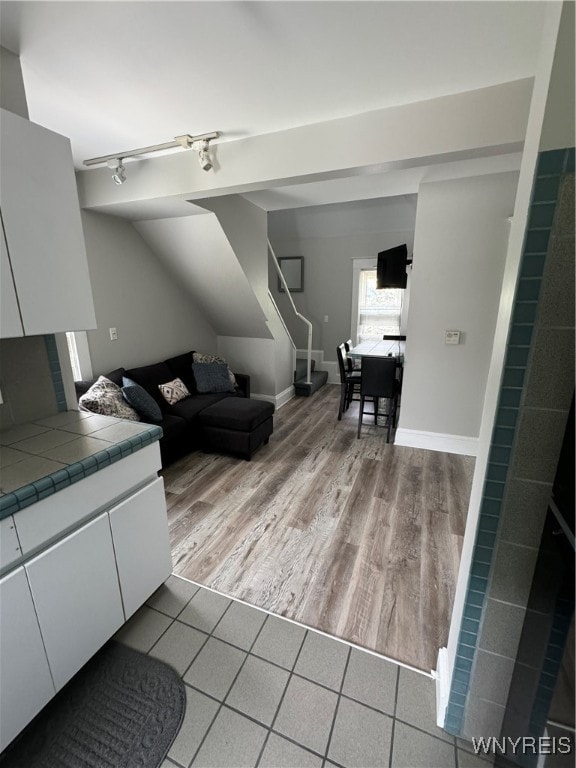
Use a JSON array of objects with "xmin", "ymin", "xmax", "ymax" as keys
[
  {"xmin": 252, "ymin": 385, "xmax": 295, "ymax": 409},
  {"xmin": 395, "ymin": 428, "xmax": 478, "ymax": 457},
  {"xmin": 435, "ymin": 647, "xmax": 450, "ymax": 729},
  {"xmin": 296, "ymin": 348, "xmax": 324, "ymax": 365}
]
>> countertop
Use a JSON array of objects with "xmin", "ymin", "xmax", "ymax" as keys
[{"xmin": 0, "ymin": 411, "xmax": 162, "ymax": 518}]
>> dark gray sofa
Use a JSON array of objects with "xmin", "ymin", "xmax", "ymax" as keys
[{"xmin": 75, "ymin": 350, "xmax": 273, "ymax": 466}]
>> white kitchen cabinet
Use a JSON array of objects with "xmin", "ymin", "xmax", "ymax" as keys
[
  {"xmin": 0, "ymin": 108, "xmax": 96, "ymax": 335},
  {"xmin": 0, "ymin": 567, "xmax": 55, "ymax": 751},
  {"xmin": 0, "ymin": 216, "xmax": 23, "ymax": 338},
  {"xmin": 108, "ymin": 477, "xmax": 172, "ymax": 618},
  {"xmin": 14, "ymin": 443, "xmax": 161, "ymax": 556},
  {"xmin": 25, "ymin": 513, "xmax": 124, "ymax": 691}
]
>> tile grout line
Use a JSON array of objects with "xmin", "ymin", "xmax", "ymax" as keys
[
  {"xmin": 388, "ymin": 664, "xmax": 401, "ymax": 767},
  {"xmin": 254, "ymin": 628, "xmax": 310, "ymax": 767},
  {"xmin": 322, "ymin": 644, "xmax": 352, "ymax": 767},
  {"xmin": 186, "ymin": 606, "xmax": 270, "ymax": 767},
  {"xmin": 148, "ymin": 586, "xmax": 235, "ymax": 768},
  {"xmin": 170, "ymin": 574, "xmax": 434, "ymax": 678},
  {"xmin": 143, "ymin": 584, "xmax": 456, "ymax": 764}
]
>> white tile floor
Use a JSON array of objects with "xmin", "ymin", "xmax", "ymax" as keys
[{"xmin": 115, "ymin": 575, "xmax": 495, "ymax": 768}]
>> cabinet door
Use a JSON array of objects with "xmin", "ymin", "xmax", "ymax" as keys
[
  {"xmin": 0, "ymin": 108, "xmax": 96, "ymax": 335},
  {"xmin": 108, "ymin": 477, "xmax": 172, "ymax": 618},
  {"xmin": 25, "ymin": 513, "xmax": 124, "ymax": 691},
  {"xmin": 0, "ymin": 215, "xmax": 23, "ymax": 338},
  {"xmin": 0, "ymin": 515, "xmax": 23, "ymax": 572},
  {"xmin": 0, "ymin": 567, "xmax": 55, "ymax": 751}
]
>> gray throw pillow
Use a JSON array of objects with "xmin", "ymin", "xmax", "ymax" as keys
[
  {"xmin": 122, "ymin": 377, "xmax": 163, "ymax": 423},
  {"xmin": 192, "ymin": 352, "xmax": 237, "ymax": 388},
  {"xmin": 192, "ymin": 362, "xmax": 236, "ymax": 394}
]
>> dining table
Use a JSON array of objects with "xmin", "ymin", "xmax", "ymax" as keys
[{"xmin": 347, "ymin": 339, "xmax": 405, "ymax": 361}]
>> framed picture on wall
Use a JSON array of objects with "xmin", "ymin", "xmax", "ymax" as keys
[{"xmin": 278, "ymin": 256, "xmax": 304, "ymax": 293}]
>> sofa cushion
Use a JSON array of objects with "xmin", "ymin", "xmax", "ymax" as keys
[
  {"xmin": 158, "ymin": 378, "xmax": 190, "ymax": 405},
  {"xmin": 122, "ymin": 377, "xmax": 163, "ymax": 423},
  {"xmin": 164, "ymin": 351, "xmax": 197, "ymax": 395},
  {"xmin": 192, "ymin": 362, "xmax": 236, "ymax": 394},
  {"xmin": 167, "ymin": 393, "xmax": 232, "ymax": 422},
  {"xmin": 199, "ymin": 398, "xmax": 274, "ymax": 432},
  {"xmin": 124, "ymin": 362, "xmax": 174, "ymax": 409},
  {"xmin": 157, "ymin": 413, "xmax": 188, "ymax": 440},
  {"xmin": 79, "ymin": 376, "xmax": 140, "ymax": 421}
]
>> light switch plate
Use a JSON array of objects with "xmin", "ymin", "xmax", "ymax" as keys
[
  {"xmin": 109, "ymin": 327, "xmax": 118, "ymax": 341},
  {"xmin": 445, "ymin": 330, "xmax": 460, "ymax": 345}
]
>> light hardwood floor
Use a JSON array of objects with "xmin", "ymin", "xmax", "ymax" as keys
[{"xmin": 162, "ymin": 384, "xmax": 474, "ymax": 671}]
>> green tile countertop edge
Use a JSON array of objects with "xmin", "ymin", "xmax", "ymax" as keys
[{"xmin": 0, "ymin": 425, "xmax": 163, "ymax": 519}]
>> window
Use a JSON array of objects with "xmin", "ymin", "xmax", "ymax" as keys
[
  {"xmin": 65, "ymin": 331, "xmax": 92, "ymax": 382},
  {"xmin": 357, "ymin": 270, "xmax": 403, "ymax": 342}
]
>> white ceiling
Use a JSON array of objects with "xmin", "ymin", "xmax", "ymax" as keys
[{"xmin": 1, "ymin": 1, "xmax": 546, "ymax": 171}]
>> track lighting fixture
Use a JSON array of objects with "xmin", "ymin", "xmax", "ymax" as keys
[
  {"xmin": 195, "ymin": 140, "xmax": 213, "ymax": 172},
  {"xmin": 106, "ymin": 158, "xmax": 126, "ymax": 185},
  {"xmin": 84, "ymin": 131, "xmax": 220, "ymax": 183}
]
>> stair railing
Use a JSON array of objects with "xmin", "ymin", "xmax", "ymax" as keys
[{"xmin": 268, "ymin": 239, "xmax": 312, "ymax": 385}]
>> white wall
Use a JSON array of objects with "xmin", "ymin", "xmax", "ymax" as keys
[
  {"xmin": 134, "ymin": 214, "xmax": 271, "ymax": 340},
  {"xmin": 200, "ymin": 195, "xmax": 296, "ymax": 398},
  {"xmin": 199, "ymin": 196, "xmax": 270, "ymax": 308},
  {"xmin": 397, "ymin": 172, "xmax": 519, "ymax": 449},
  {"xmin": 78, "ymin": 79, "xmax": 533, "ymax": 217},
  {"xmin": 268, "ymin": 197, "xmax": 417, "ymax": 359},
  {"xmin": 81, "ymin": 211, "xmax": 218, "ymax": 374},
  {"xmin": 217, "ymin": 337, "xmax": 277, "ymax": 398},
  {"xmin": 0, "ymin": 46, "xmax": 28, "ymax": 119}
]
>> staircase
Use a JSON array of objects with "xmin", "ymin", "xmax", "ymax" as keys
[{"xmin": 293, "ymin": 358, "xmax": 329, "ymax": 397}]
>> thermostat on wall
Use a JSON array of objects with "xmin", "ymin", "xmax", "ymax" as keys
[{"xmin": 445, "ymin": 330, "xmax": 461, "ymax": 345}]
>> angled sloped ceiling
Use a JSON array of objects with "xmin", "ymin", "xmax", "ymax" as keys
[{"xmin": 134, "ymin": 213, "xmax": 272, "ymax": 340}]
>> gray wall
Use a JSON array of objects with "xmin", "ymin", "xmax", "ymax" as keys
[
  {"xmin": 0, "ymin": 337, "xmax": 58, "ymax": 429},
  {"xmin": 82, "ymin": 210, "xmax": 218, "ymax": 374},
  {"xmin": 399, "ymin": 172, "xmax": 519, "ymax": 440},
  {"xmin": 268, "ymin": 197, "xmax": 416, "ymax": 357}
]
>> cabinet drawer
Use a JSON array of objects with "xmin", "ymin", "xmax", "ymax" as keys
[
  {"xmin": 109, "ymin": 477, "xmax": 172, "ymax": 618},
  {"xmin": 15, "ymin": 442, "xmax": 161, "ymax": 555},
  {"xmin": 25, "ymin": 513, "xmax": 124, "ymax": 691}
]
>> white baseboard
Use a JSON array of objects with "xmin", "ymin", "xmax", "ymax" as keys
[
  {"xmin": 435, "ymin": 647, "xmax": 450, "ymax": 728},
  {"xmin": 296, "ymin": 348, "xmax": 324, "ymax": 365},
  {"xmin": 252, "ymin": 385, "xmax": 295, "ymax": 409},
  {"xmin": 395, "ymin": 428, "xmax": 478, "ymax": 456}
]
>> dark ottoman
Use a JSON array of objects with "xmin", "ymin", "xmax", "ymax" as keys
[{"xmin": 198, "ymin": 398, "xmax": 274, "ymax": 460}]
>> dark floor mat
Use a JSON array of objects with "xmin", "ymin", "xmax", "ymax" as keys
[{"xmin": 0, "ymin": 641, "xmax": 186, "ymax": 768}]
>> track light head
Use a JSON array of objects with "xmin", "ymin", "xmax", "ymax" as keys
[
  {"xmin": 194, "ymin": 139, "xmax": 214, "ymax": 172},
  {"xmin": 106, "ymin": 158, "xmax": 126, "ymax": 185}
]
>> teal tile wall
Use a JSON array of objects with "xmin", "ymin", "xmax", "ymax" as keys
[
  {"xmin": 444, "ymin": 147, "xmax": 575, "ymax": 735},
  {"xmin": 44, "ymin": 334, "xmax": 67, "ymax": 412}
]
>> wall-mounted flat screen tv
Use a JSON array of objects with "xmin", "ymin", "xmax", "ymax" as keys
[{"xmin": 377, "ymin": 244, "xmax": 408, "ymax": 289}]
